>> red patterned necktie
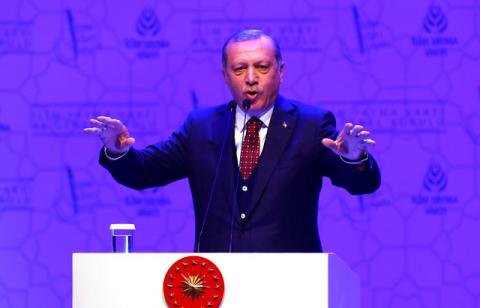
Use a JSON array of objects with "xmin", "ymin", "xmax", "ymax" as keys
[{"xmin": 239, "ymin": 117, "xmax": 263, "ymax": 181}]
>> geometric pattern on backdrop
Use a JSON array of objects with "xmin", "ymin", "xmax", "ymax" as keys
[{"xmin": 0, "ymin": 0, "xmax": 478, "ymax": 307}]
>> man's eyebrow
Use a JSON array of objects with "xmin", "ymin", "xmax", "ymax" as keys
[
  {"xmin": 231, "ymin": 62, "xmax": 247, "ymax": 67},
  {"xmin": 254, "ymin": 61, "xmax": 271, "ymax": 65}
]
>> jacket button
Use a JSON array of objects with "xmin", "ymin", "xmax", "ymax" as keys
[
  {"xmin": 240, "ymin": 213, "xmax": 246, "ymax": 219},
  {"xmin": 242, "ymin": 185, "xmax": 248, "ymax": 192}
]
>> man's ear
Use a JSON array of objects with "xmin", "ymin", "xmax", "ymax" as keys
[
  {"xmin": 222, "ymin": 68, "xmax": 228, "ymax": 83},
  {"xmin": 279, "ymin": 62, "xmax": 285, "ymax": 82}
]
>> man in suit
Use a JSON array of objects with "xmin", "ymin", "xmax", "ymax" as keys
[{"xmin": 84, "ymin": 29, "xmax": 380, "ymax": 252}]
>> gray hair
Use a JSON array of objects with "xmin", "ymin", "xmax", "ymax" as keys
[{"xmin": 221, "ymin": 29, "xmax": 283, "ymax": 69}]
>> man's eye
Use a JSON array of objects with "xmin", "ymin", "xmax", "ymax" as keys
[
  {"xmin": 234, "ymin": 68, "xmax": 245, "ymax": 74},
  {"xmin": 257, "ymin": 66, "xmax": 270, "ymax": 72}
]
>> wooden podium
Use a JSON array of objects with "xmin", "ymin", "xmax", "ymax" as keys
[{"xmin": 73, "ymin": 253, "xmax": 359, "ymax": 307}]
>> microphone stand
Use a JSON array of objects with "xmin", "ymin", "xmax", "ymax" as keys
[
  {"xmin": 228, "ymin": 99, "xmax": 251, "ymax": 252},
  {"xmin": 196, "ymin": 101, "xmax": 236, "ymax": 252}
]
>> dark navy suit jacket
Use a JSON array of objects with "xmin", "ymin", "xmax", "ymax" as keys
[{"xmin": 100, "ymin": 96, "xmax": 381, "ymax": 252}]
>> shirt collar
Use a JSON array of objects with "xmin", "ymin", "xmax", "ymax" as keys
[{"xmin": 235, "ymin": 101, "xmax": 275, "ymax": 131}]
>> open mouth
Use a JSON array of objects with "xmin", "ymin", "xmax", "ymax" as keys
[{"xmin": 245, "ymin": 91, "xmax": 259, "ymax": 99}]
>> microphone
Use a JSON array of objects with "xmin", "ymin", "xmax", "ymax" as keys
[{"xmin": 242, "ymin": 99, "xmax": 252, "ymax": 111}]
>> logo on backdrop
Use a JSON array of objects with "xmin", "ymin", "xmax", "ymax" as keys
[
  {"xmin": 124, "ymin": 7, "xmax": 170, "ymax": 59},
  {"xmin": 411, "ymin": 161, "xmax": 458, "ymax": 215},
  {"xmin": 136, "ymin": 8, "xmax": 161, "ymax": 37},
  {"xmin": 411, "ymin": 3, "xmax": 458, "ymax": 56},
  {"xmin": 422, "ymin": 162, "xmax": 448, "ymax": 192},
  {"xmin": 423, "ymin": 4, "xmax": 448, "ymax": 34},
  {"xmin": 163, "ymin": 256, "xmax": 225, "ymax": 308}
]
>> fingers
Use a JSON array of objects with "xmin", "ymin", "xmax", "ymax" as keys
[
  {"xmin": 84, "ymin": 116, "xmax": 134, "ymax": 154},
  {"xmin": 84, "ymin": 116, "xmax": 127, "ymax": 134},
  {"xmin": 84, "ymin": 120, "xmax": 108, "ymax": 135},
  {"xmin": 127, "ymin": 137, "xmax": 135, "ymax": 145},
  {"xmin": 89, "ymin": 118, "xmax": 105, "ymax": 127},
  {"xmin": 341, "ymin": 122, "xmax": 377, "ymax": 148},
  {"xmin": 361, "ymin": 138, "xmax": 376, "ymax": 145},
  {"xmin": 355, "ymin": 130, "xmax": 375, "ymax": 146},
  {"xmin": 96, "ymin": 116, "xmax": 125, "ymax": 130},
  {"xmin": 322, "ymin": 138, "xmax": 337, "ymax": 150},
  {"xmin": 356, "ymin": 131, "xmax": 371, "ymax": 137},
  {"xmin": 96, "ymin": 116, "xmax": 113, "ymax": 123},
  {"xmin": 339, "ymin": 122, "xmax": 353, "ymax": 138},
  {"xmin": 124, "ymin": 137, "xmax": 136, "ymax": 146},
  {"xmin": 83, "ymin": 127, "xmax": 103, "ymax": 134},
  {"xmin": 350, "ymin": 125, "xmax": 364, "ymax": 136},
  {"xmin": 115, "ymin": 135, "xmax": 135, "ymax": 152},
  {"xmin": 94, "ymin": 116, "xmax": 112, "ymax": 129},
  {"xmin": 343, "ymin": 123, "xmax": 374, "ymax": 141}
]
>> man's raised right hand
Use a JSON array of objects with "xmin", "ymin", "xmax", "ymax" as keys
[{"xmin": 83, "ymin": 116, "xmax": 135, "ymax": 155}]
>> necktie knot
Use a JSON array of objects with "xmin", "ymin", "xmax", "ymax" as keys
[{"xmin": 246, "ymin": 117, "xmax": 262, "ymax": 133}]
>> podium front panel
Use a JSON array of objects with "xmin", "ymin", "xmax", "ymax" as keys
[{"xmin": 73, "ymin": 253, "xmax": 359, "ymax": 308}]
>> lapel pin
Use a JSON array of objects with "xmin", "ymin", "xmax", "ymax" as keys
[{"xmin": 282, "ymin": 121, "xmax": 288, "ymax": 128}]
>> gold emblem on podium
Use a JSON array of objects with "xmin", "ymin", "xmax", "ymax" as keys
[{"xmin": 163, "ymin": 256, "xmax": 224, "ymax": 307}]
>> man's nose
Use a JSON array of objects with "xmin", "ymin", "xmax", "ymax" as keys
[{"xmin": 245, "ymin": 68, "xmax": 258, "ymax": 85}]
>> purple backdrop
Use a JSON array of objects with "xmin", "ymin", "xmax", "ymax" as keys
[{"xmin": 0, "ymin": 0, "xmax": 479, "ymax": 307}]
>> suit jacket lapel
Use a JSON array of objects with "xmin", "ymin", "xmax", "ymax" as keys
[{"xmin": 247, "ymin": 97, "xmax": 297, "ymax": 217}]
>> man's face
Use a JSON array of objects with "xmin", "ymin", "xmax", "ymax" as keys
[{"xmin": 223, "ymin": 36, "xmax": 284, "ymax": 116}]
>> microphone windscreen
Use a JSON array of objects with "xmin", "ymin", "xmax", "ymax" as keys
[{"xmin": 242, "ymin": 99, "xmax": 252, "ymax": 111}]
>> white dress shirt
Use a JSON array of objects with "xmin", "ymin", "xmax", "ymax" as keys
[{"xmin": 234, "ymin": 104, "xmax": 275, "ymax": 166}]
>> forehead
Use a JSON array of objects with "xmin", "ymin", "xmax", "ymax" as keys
[{"xmin": 225, "ymin": 36, "xmax": 276, "ymax": 64}]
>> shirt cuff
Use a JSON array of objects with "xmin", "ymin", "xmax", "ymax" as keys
[
  {"xmin": 104, "ymin": 147, "xmax": 129, "ymax": 161},
  {"xmin": 339, "ymin": 152, "xmax": 369, "ymax": 165}
]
